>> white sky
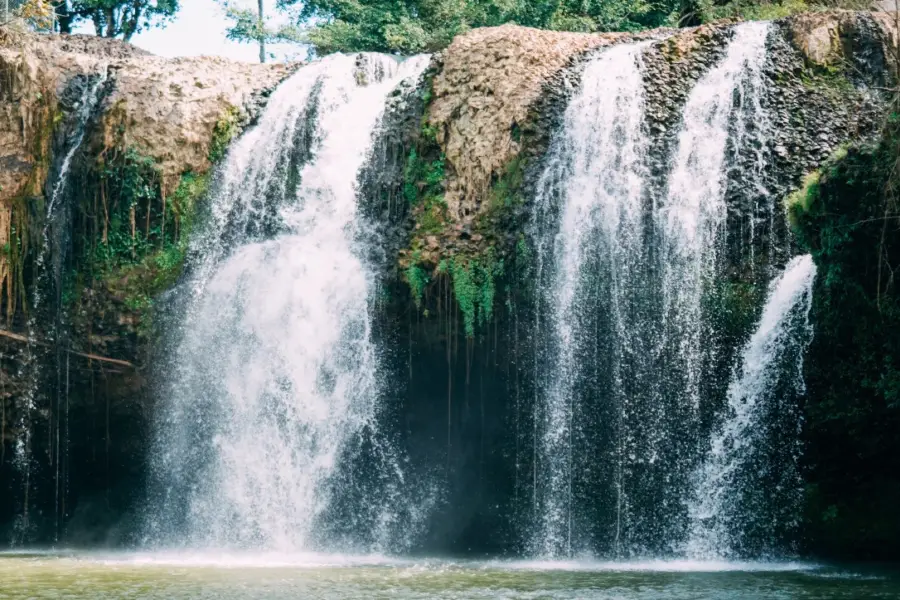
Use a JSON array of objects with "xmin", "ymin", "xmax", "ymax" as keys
[{"xmin": 76, "ymin": 0, "xmax": 301, "ymax": 63}]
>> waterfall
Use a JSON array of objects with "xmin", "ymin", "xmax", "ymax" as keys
[
  {"xmin": 640, "ymin": 21, "xmax": 772, "ymax": 552},
  {"xmin": 149, "ymin": 53, "xmax": 430, "ymax": 552},
  {"xmin": 532, "ymin": 42, "xmax": 650, "ymax": 558},
  {"xmin": 13, "ymin": 70, "xmax": 108, "ymax": 543},
  {"xmin": 659, "ymin": 21, "xmax": 770, "ymax": 413},
  {"xmin": 687, "ymin": 254, "xmax": 816, "ymax": 558},
  {"xmin": 529, "ymin": 22, "xmax": 779, "ymax": 558}
]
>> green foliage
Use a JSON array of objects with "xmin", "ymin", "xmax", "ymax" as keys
[
  {"xmin": 404, "ymin": 147, "xmax": 446, "ymax": 207},
  {"xmin": 683, "ymin": 0, "xmax": 807, "ymax": 24},
  {"xmin": 86, "ymin": 148, "xmax": 208, "ymax": 320},
  {"xmin": 63, "ymin": 0, "xmax": 180, "ymax": 40},
  {"xmin": 169, "ymin": 171, "xmax": 209, "ymax": 244},
  {"xmin": 791, "ymin": 117, "xmax": 900, "ymax": 559},
  {"xmin": 219, "ymin": 0, "xmax": 303, "ymax": 62},
  {"xmin": 404, "ymin": 105, "xmax": 451, "ymax": 238},
  {"xmin": 405, "ymin": 259, "xmax": 429, "ymax": 309},
  {"xmin": 209, "ymin": 106, "xmax": 242, "ymax": 163},
  {"xmin": 92, "ymin": 147, "xmax": 159, "ymax": 269},
  {"xmin": 786, "ymin": 169, "xmax": 821, "ymax": 224},
  {"xmin": 448, "ymin": 248, "xmax": 504, "ymax": 337},
  {"xmin": 487, "ymin": 154, "xmax": 525, "ymax": 210},
  {"xmin": 285, "ymin": 0, "xmax": 880, "ymax": 55},
  {"xmin": 284, "ymin": 0, "xmax": 681, "ymax": 55}
]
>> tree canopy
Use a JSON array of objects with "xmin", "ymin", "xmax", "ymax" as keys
[
  {"xmin": 278, "ymin": 0, "xmax": 682, "ymax": 55},
  {"xmin": 52, "ymin": 0, "xmax": 179, "ymax": 40}
]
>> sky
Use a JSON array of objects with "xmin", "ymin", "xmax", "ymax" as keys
[{"xmin": 76, "ymin": 0, "xmax": 301, "ymax": 63}]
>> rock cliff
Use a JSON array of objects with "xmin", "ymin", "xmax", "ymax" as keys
[{"xmin": 0, "ymin": 29, "xmax": 288, "ymax": 313}]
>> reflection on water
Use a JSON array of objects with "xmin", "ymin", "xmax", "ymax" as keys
[{"xmin": 1, "ymin": 553, "xmax": 898, "ymax": 599}]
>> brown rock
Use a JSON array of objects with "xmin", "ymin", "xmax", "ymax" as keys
[
  {"xmin": 428, "ymin": 24, "xmax": 626, "ymax": 223},
  {"xmin": 0, "ymin": 29, "xmax": 291, "ymax": 312}
]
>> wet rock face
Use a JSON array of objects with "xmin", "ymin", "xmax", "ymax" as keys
[
  {"xmin": 640, "ymin": 24, "xmax": 734, "ymax": 200},
  {"xmin": 0, "ymin": 31, "xmax": 293, "ymax": 545},
  {"xmin": 766, "ymin": 18, "xmax": 885, "ymax": 198}
]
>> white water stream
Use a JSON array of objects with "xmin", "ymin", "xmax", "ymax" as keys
[
  {"xmin": 532, "ymin": 42, "xmax": 650, "ymax": 558},
  {"xmin": 659, "ymin": 21, "xmax": 771, "ymax": 412},
  {"xmin": 531, "ymin": 22, "xmax": 783, "ymax": 557},
  {"xmin": 687, "ymin": 254, "xmax": 816, "ymax": 558},
  {"xmin": 151, "ymin": 54, "xmax": 429, "ymax": 551},
  {"xmin": 14, "ymin": 70, "xmax": 108, "ymax": 542}
]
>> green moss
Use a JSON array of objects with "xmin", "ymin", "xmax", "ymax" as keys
[
  {"xmin": 404, "ymin": 146, "xmax": 446, "ymax": 208},
  {"xmin": 799, "ymin": 62, "xmax": 855, "ymax": 99},
  {"xmin": 170, "ymin": 171, "xmax": 210, "ymax": 243},
  {"xmin": 790, "ymin": 118, "xmax": 900, "ymax": 558},
  {"xmin": 788, "ymin": 146, "xmax": 854, "ymax": 227},
  {"xmin": 209, "ymin": 105, "xmax": 242, "ymax": 163},
  {"xmin": 405, "ymin": 255, "xmax": 429, "ymax": 309},
  {"xmin": 487, "ymin": 154, "xmax": 525, "ymax": 211},
  {"xmin": 448, "ymin": 248, "xmax": 505, "ymax": 337},
  {"xmin": 398, "ymin": 70, "xmax": 523, "ymax": 337},
  {"xmin": 787, "ymin": 169, "xmax": 821, "ymax": 225},
  {"xmin": 85, "ymin": 147, "xmax": 210, "ymax": 330}
]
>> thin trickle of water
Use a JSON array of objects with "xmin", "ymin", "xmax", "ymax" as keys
[
  {"xmin": 687, "ymin": 254, "xmax": 816, "ymax": 559},
  {"xmin": 150, "ymin": 54, "xmax": 430, "ymax": 552},
  {"xmin": 13, "ymin": 70, "xmax": 108, "ymax": 543},
  {"xmin": 728, "ymin": 35, "xmax": 775, "ymax": 269},
  {"xmin": 531, "ymin": 42, "xmax": 650, "ymax": 558}
]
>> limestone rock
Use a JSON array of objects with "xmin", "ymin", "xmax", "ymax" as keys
[{"xmin": 788, "ymin": 10, "xmax": 898, "ymax": 68}]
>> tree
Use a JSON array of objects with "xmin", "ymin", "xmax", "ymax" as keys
[
  {"xmin": 221, "ymin": 0, "xmax": 301, "ymax": 63},
  {"xmin": 68, "ymin": 0, "xmax": 180, "ymax": 41},
  {"xmin": 278, "ymin": 0, "xmax": 681, "ymax": 55}
]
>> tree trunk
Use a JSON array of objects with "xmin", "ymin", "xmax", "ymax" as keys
[
  {"xmin": 123, "ymin": 4, "xmax": 144, "ymax": 42},
  {"xmin": 258, "ymin": 0, "xmax": 266, "ymax": 64},
  {"xmin": 91, "ymin": 9, "xmax": 102, "ymax": 36},
  {"xmin": 104, "ymin": 7, "xmax": 116, "ymax": 37},
  {"xmin": 54, "ymin": 1, "xmax": 72, "ymax": 34}
]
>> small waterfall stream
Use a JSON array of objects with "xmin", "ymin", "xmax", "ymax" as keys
[
  {"xmin": 150, "ymin": 54, "xmax": 430, "ymax": 552},
  {"xmin": 651, "ymin": 21, "xmax": 772, "ymax": 553},
  {"xmin": 530, "ymin": 22, "xmax": 785, "ymax": 557},
  {"xmin": 14, "ymin": 70, "xmax": 109, "ymax": 543},
  {"xmin": 687, "ymin": 254, "xmax": 816, "ymax": 558},
  {"xmin": 659, "ymin": 22, "xmax": 770, "ymax": 414}
]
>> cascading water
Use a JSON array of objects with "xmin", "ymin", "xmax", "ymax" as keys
[
  {"xmin": 658, "ymin": 21, "xmax": 771, "ymax": 415},
  {"xmin": 13, "ymin": 70, "xmax": 108, "ymax": 543},
  {"xmin": 648, "ymin": 21, "xmax": 772, "ymax": 552},
  {"xmin": 148, "ymin": 53, "xmax": 430, "ymax": 552},
  {"xmin": 531, "ymin": 42, "xmax": 650, "ymax": 558},
  {"xmin": 529, "ymin": 22, "xmax": 781, "ymax": 558},
  {"xmin": 687, "ymin": 254, "xmax": 816, "ymax": 558}
]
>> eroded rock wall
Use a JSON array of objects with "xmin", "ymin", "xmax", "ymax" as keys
[
  {"xmin": 0, "ymin": 29, "xmax": 288, "ymax": 314},
  {"xmin": 402, "ymin": 11, "xmax": 897, "ymax": 280}
]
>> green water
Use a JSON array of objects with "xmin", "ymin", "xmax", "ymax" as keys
[{"xmin": 1, "ymin": 553, "xmax": 898, "ymax": 599}]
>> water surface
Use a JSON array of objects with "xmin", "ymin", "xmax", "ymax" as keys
[{"xmin": 2, "ymin": 553, "xmax": 897, "ymax": 599}]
